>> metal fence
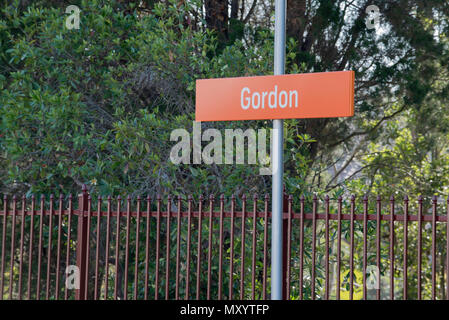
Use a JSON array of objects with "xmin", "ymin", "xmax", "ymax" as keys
[{"xmin": 0, "ymin": 186, "xmax": 448, "ymax": 300}]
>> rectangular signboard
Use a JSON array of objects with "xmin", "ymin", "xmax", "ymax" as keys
[{"xmin": 195, "ymin": 70, "xmax": 354, "ymax": 121}]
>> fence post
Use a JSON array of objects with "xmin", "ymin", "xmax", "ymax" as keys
[
  {"xmin": 75, "ymin": 185, "xmax": 88, "ymax": 300},
  {"xmin": 282, "ymin": 188, "xmax": 288, "ymax": 300}
]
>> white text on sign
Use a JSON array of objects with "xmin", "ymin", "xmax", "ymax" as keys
[{"xmin": 241, "ymin": 86, "xmax": 298, "ymax": 110}]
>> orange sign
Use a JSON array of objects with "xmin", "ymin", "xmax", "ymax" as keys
[{"xmin": 196, "ymin": 71, "xmax": 354, "ymax": 121}]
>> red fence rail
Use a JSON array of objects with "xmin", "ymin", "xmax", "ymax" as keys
[{"xmin": 0, "ymin": 186, "xmax": 448, "ymax": 300}]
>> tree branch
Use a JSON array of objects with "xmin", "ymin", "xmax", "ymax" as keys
[{"xmin": 328, "ymin": 104, "xmax": 407, "ymax": 149}]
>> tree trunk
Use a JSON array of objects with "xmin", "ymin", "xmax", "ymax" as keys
[
  {"xmin": 205, "ymin": 0, "xmax": 229, "ymax": 41},
  {"xmin": 287, "ymin": 0, "xmax": 306, "ymax": 43},
  {"xmin": 231, "ymin": 0, "xmax": 239, "ymax": 19}
]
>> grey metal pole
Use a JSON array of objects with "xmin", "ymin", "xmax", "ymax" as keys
[{"xmin": 271, "ymin": 0, "xmax": 286, "ymax": 300}]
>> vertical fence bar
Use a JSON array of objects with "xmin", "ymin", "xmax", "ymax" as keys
[
  {"xmin": 240, "ymin": 195, "xmax": 246, "ymax": 300},
  {"xmin": 175, "ymin": 196, "xmax": 182, "ymax": 300},
  {"xmin": 185, "ymin": 195, "xmax": 192, "ymax": 300},
  {"xmin": 9, "ymin": 196, "xmax": 17, "ymax": 299},
  {"xmin": 144, "ymin": 195, "xmax": 151, "ymax": 300},
  {"xmin": 282, "ymin": 191, "xmax": 288, "ymax": 300},
  {"xmin": 403, "ymin": 195, "xmax": 408, "ymax": 300},
  {"xmin": 114, "ymin": 196, "xmax": 121, "ymax": 300},
  {"xmin": 64, "ymin": 195, "xmax": 73, "ymax": 300},
  {"xmin": 155, "ymin": 195, "xmax": 161, "ymax": 300},
  {"xmin": 18, "ymin": 195, "xmax": 26, "ymax": 299},
  {"xmin": 251, "ymin": 194, "xmax": 258, "ymax": 300},
  {"xmin": 262, "ymin": 194, "xmax": 269, "ymax": 300},
  {"xmin": 1, "ymin": 195, "xmax": 8, "ymax": 300},
  {"xmin": 76, "ymin": 187, "xmax": 88, "ymax": 300},
  {"xmin": 299, "ymin": 195, "xmax": 305, "ymax": 300},
  {"xmin": 349, "ymin": 195, "xmax": 355, "ymax": 300},
  {"xmin": 389, "ymin": 196, "xmax": 395, "ymax": 300},
  {"xmin": 206, "ymin": 195, "xmax": 214, "ymax": 300},
  {"xmin": 134, "ymin": 196, "xmax": 141, "ymax": 300},
  {"xmin": 196, "ymin": 195, "xmax": 203, "ymax": 300},
  {"xmin": 311, "ymin": 195, "xmax": 317, "ymax": 300},
  {"xmin": 376, "ymin": 195, "xmax": 381, "ymax": 300},
  {"xmin": 165, "ymin": 195, "xmax": 172, "ymax": 300},
  {"xmin": 83, "ymin": 195, "xmax": 91, "ymax": 300},
  {"xmin": 45, "ymin": 194, "xmax": 54, "ymax": 300},
  {"xmin": 94, "ymin": 196, "xmax": 102, "ymax": 300},
  {"xmin": 446, "ymin": 196, "xmax": 449, "ymax": 300},
  {"xmin": 229, "ymin": 195, "xmax": 235, "ymax": 300},
  {"xmin": 55, "ymin": 194, "xmax": 63, "ymax": 300},
  {"xmin": 324, "ymin": 195, "xmax": 330, "ymax": 300},
  {"xmin": 218, "ymin": 194, "xmax": 225, "ymax": 300},
  {"xmin": 104, "ymin": 196, "xmax": 111, "ymax": 300},
  {"xmin": 363, "ymin": 195, "xmax": 368, "ymax": 300},
  {"xmin": 336, "ymin": 196, "xmax": 342, "ymax": 300},
  {"xmin": 285, "ymin": 195, "xmax": 292, "ymax": 300},
  {"xmin": 431, "ymin": 196, "xmax": 437, "ymax": 300},
  {"xmin": 417, "ymin": 195, "xmax": 423, "ymax": 300},
  {"xmin": 124, "ymin": 195, "xmax": 131, "ymax": 300},
  {"xmin": 27, "ymin": 195, "xmax": 36, "ymax": 300}
]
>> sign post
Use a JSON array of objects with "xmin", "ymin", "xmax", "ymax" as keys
[
  {"xmin": 271, "ymin": 0, "xmax": 286, "ymax": 301},
  {"xmin": 195, "ymin": 2, "xmax": 354, "ymax": 300}
]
